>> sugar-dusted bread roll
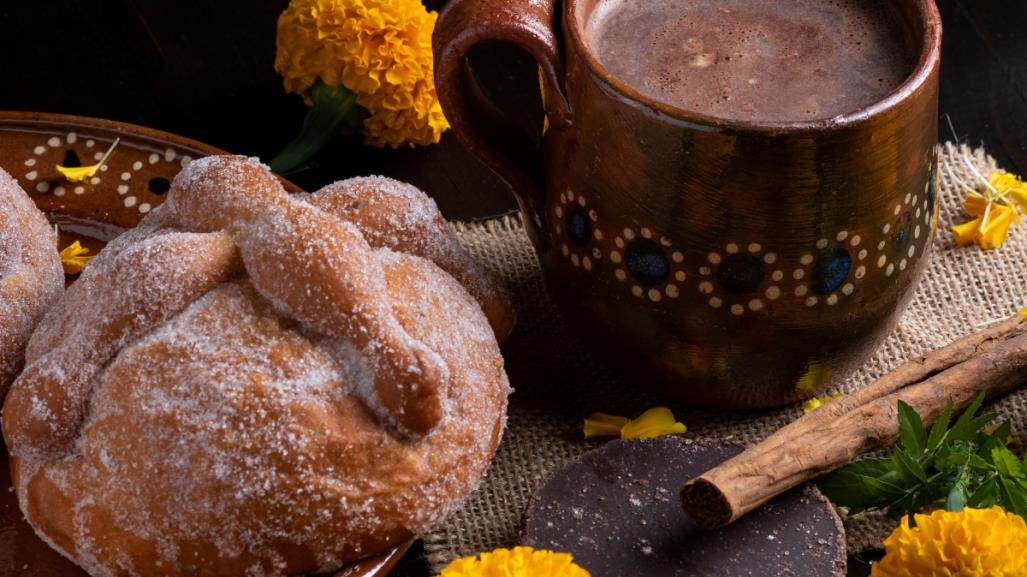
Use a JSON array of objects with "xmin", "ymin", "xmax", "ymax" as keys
[
  {"xmin": 0, "ymin": 168, "xmax": 63, "ymax": 392},
  {"xmin": 3, "ymin": 157, "xmax": 511, "ymax": 577}
]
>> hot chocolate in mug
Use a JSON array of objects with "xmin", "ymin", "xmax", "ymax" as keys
[{"xmin": 434, "ymin": 0, "xmax": 942, "ymax": 408}]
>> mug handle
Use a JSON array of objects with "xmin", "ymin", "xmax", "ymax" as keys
[{"xmin": 433, "ymin": 0, "xmax": 572, "ymax": 229}]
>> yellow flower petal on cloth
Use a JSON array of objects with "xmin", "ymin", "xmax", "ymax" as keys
[
  {"xmin": 871, "ymin": 507, "xmax": 1027, "ymax": 577},
  {"xmin": 59, "ymin": 240, "xmax": 93, "ymax": 274},
  {"xmin": 620, "ymin": 407, "xmax": 687, "ymax": 439},
  {"xmin": 1008, "ymin": 188, "xmax": 1027, "ymax": 214},
  {"xmin": 952, "ymin": 217, "xmax": 983, "ymax": 246},
  {"xmin": 978, "ymin": 204, "xmax": 1018, "ymax": 249},
  {"xmin": 952, "ymin": 168, "xmax": 1027, "ymax": 250},
  {"xmin": 584, "ymin": 408, "xmax": 687, "ymax": 439},
  {"xmin": 583, "ymin": 413, "xmax": 629, "ymax": 439},
  {"xmin": 962, "ymin": 191, "xmax": 989, "ymax": 216},
  {"xmin": 990, "ymin": 170, "xmax": 1027, "ymax": 212},
  {"xmin": 802, "ymin": 393, "xmax": 843, "ymax": 414},
  {"xmin": 437, "ymin": 546, "xmax": 591, "ymax": 577},
  {"xmin": 951, "ymin": 205, "xmax": 1017, "ymax": 250}
]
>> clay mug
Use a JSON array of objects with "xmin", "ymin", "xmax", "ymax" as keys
[{"xmin": 433, "ymin": 0, "xmax": 942, "ymax": 409}]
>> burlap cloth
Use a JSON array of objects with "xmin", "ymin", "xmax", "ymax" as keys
[{"xmin": 430, "ymin": 143, "xmax": 1027, "ymax": 569}]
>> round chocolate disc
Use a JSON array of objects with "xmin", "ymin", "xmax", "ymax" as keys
[{"xmin": 522, "ymin": 437, "xmax": 845, "ymax": 577}]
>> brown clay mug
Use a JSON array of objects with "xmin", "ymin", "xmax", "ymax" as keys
[{"xmin": 434, "ymin": 0, "xmax": 942, "ymax": 409}]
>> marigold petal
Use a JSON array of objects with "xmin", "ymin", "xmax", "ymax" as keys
[
  {"xmin": 583, "ymin": 413, "xmax": 629, "ymax": 439},
  {"xmin": 59, "ymin": 240, "xmax": 94, "ymax": 275},
  {"xmin": 989, "ymin": 170, "xmax": 1027, "ymax": 197},
  {"xmin": 978, "ymin": 205, "xmax": 1016, "ymax": 249},
  {"xmin": 55, "ymin": 164, "xmax": 101, "ymax": 182},
  {"xmin": 951, "ymin": 218, "xmax": 983, "ymax": 246},
  {"xmin": 962, "ymin": 192, "xmax": 989, "ymax": 217},
  {"xmin": 620, "ymin": 407, "xmax": 687, "ymax": 439},
  {"xmin": 802, "ymin": 393, "xmax": 842, "ymax": 414}
]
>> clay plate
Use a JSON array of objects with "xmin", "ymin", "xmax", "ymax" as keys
[{"xmin": 0, "ymin": 111, "xmax": 412, "ymax": 577}]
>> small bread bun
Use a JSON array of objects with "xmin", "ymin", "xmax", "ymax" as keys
[
  {"xmin": 0, "ymin": 168, "xmax": 63, "ymax": 392},
  {"xmin": 3, "ymin": 157, "xmax": 511, "ymax": 577}
]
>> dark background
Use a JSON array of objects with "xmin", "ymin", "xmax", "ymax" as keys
[
  {"xmin": 1, "ymin": 1, "xmax": 1024, "ymax": 576},
  {"xmin": 2, "ymin": 0, "xmax": 1025, "ymax": 222}
]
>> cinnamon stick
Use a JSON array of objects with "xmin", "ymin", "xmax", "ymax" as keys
[{"xmin": 680, "ymin": 314, "xmax": 1027, "ymax": 530}]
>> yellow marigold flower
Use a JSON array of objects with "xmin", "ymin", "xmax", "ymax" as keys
[
  {"xmin": 275, "ymin": 0, "xmax": 449, "ymax": 149},
  {"xmin": 584, "ymin": 407, "xmax": 686, "ymax": 440},
  {"xmin": 802, "ymin": 393, "xmax": 843, "ymax": 413},
  {"xmin": 59, "ymin": 240, "xmax": 93, "ymax": 275},
  {"xmin": 949, "ymin": 164, "xmax": 1027, "ymax": 250},
  {"xmin": 437, "ymin": 546, "xmax": 590, "ymax": 577},
  {"xmin": 871, "ymin": 507, "xmax": 1027, "ymax": 577}
]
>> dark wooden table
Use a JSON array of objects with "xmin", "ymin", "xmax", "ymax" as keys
[{"xmin": 0, "ymin": 1, "xmax": 1024, "ymax": 576}]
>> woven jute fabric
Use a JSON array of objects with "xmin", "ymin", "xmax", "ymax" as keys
[{"xmin": 429, "ymin": 143, "xmax": 1027, "ymax": 568}]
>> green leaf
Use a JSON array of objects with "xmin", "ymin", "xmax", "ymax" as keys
[
  {"xmin": 967, "ymin": 475, "xmax": 998, "ymax": 508},
  {"xmin": 892, "ymin": 449, "xmax": 928, "ymax": 483},
  {"xmin": 946, "ymin": 483, "xmax": 967, "ymax": 512},
  {"xmin": 823, "ymin": 457, "xmax": 895, "ymax": 480},
  {"xmin": 898, "ymin": 401, "xmax": 928, "ymax": 455},
  {"xmin": 993, "ymin": 446, "xmax": 1026, "ymax": 478},
  {"xmin": 268, "ymin": 80, "xmax": 368, "ymax": 174},
  {"xmin": 817, "ymin": 459, "xmax": 904, "ymax": 512},
  {"xmin": 817, "ymin": 393, "xmax": 1027, "ymax": 523},
  {"xmin": 948, "ymin": 392, "xmax": 994, "ymax": 442},
  {"xmin": 999, "ymin": 477, "xmax": 1027, "ymax": 518},
  {"xmin": 927, "ymin": 402, "xmax": 954, "ymax": 450},
  {"xmin": 966, "ymin": 453, "xmax": 995, "ymax": 471}
]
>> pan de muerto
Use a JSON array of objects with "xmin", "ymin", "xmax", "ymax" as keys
[
  {"xmin": 0, "ymin": 167, "xmax": 63, "ymax": 392},
  {"xmin": 3, "ymin": 156, "xmax": 512, "ymax": 577}
]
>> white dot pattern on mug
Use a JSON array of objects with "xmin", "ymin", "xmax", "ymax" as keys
[{"xmin": 547, "ymin": 158, "xmax": 937, "ymax": 315}]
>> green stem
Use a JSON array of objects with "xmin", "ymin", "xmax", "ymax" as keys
[{"xmin": 269, "ymin": 81, "xmax": 366, "ymax": 174}]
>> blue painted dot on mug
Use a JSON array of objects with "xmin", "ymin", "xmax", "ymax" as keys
[
  {"xmin": 716, "ymin": 253, "xmax": 765, "ymax": 294},
  {"xmin": 927, "ymin": 164, "xmax": 937, "ymax": 213},
  {"xmin": 625, "ymin": 237, "xmax": 669, "ymax": 285},
  {"xmin": 891, "ymin": 212, "xmax": 912, "ymax": 255},
  {"xmin": 565, "ymin": 205, "xmax": 591, "ymax": 247},
  {"xmin": 811, "ymin": 247, "xmax": 852, "ymax": 295}
]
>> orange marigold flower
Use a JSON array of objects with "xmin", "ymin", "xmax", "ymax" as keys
[
  {"xmin": 274, "ymin": 0, "xmax": 449, "ymax": 148},
  {"xmin": 871, "ymin": 507, "xmax": 1027, "ymax": 577},
  {"xmin": 437, "ymin": 546, "xmax": 590, "ymax": 577}
]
